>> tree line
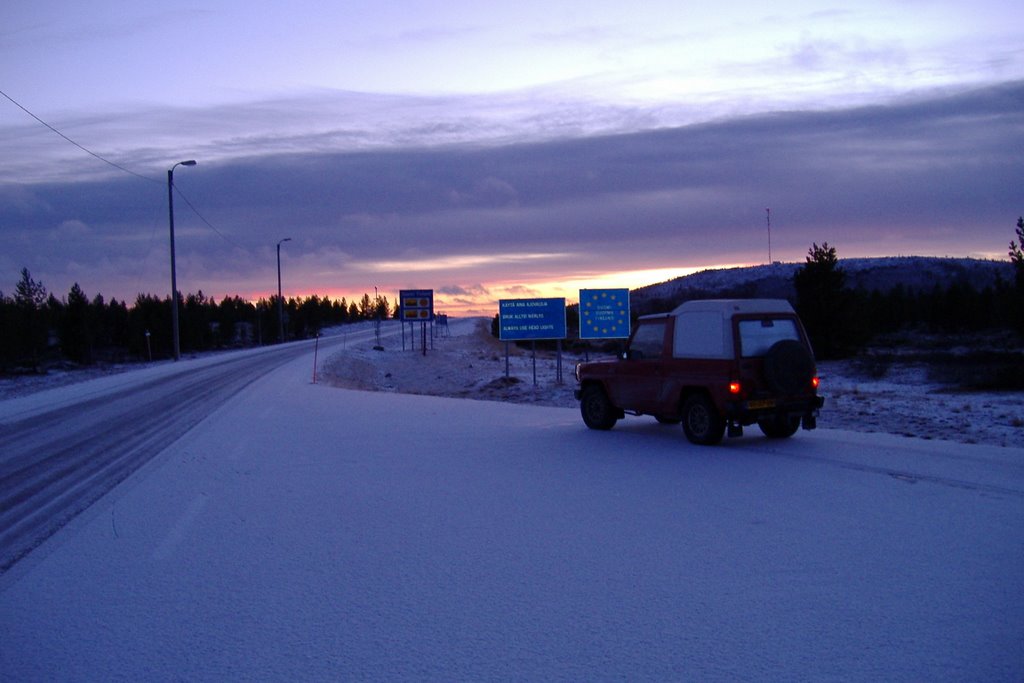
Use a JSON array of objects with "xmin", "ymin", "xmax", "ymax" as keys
[
  {"xmin": 6, "ymin": 219, "xmax": 1024, "ymax": 371},
  {"xmin": 625, "ymin": 219, "xmax": 1024, "ymax": 360},
  {"xmin": 791, "ymin": 218, "xmax": 1024, "ymax": 359},
  {"xmin": 497, "ymin": 220, "xmax": 1024, "ymax": 360},
  {"xmin": 0, "ymin": 268, "xmax": 394, "ymax": 371},
  {"xmin": 634, "ymin": 242, "xmax": 1023, "ymax": 361},
  {"xmin": 792, "ymin": 244, "xmax": 1019, "ymax": 357}
]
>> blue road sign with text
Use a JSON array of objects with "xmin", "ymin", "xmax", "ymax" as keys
[{"xmin": 498, "ymin": 298, "xmax": 566, "ymax": 341}]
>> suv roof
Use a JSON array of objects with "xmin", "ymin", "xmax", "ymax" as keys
[
  {"xmin": 670, "ymin": 299, "xmax": 795, "ymax": 316},
  {"xmin": 637, "ymin": 299, "xmax": 796, "ymax": 322}
]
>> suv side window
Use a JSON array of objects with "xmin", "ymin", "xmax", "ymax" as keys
[
  {"xmin": 737, "ymin": 318, "xmax": 799, "ymax": 357},
  {"xmin": 629, "ymin": 320, "xmax": 667, "ymax": 359}
]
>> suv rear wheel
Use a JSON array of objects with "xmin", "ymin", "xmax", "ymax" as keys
[
  {"xmin": 758, "ymin": 414, "xmax": 801, "ymax": 439},
  {"xmin": 580, "ymin": 385, "xmax": 618, "ymax": 430},
  {"xmin": 681, "ymin": 394, "xmax": 725, "ymax": 445}
]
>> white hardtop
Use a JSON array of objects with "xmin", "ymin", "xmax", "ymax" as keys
[
  {"xmin": 670, "ymin": 299, "xmax": 795, "ymax": 316},
  {"xmin": 662, "ymin": 299, "xmax": 796, "ymax": 359}
]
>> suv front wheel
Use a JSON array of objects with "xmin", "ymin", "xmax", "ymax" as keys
[
  {"xmin": 580, "ymin": 384, "xmax": 618, "ymax": 430},
  {"xmin": 681, "ymin": 394, "xmax": 726, "ymax": 445}
]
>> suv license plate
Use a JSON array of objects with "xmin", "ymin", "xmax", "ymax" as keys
[{"xmin": 747, "ymin": 399, "xmax": 776, "ymax": 410}]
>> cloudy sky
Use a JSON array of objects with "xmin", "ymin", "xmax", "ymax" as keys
[{"xmin": 1, "ymin": 1, "xmax": 1022, "ymax": 314}]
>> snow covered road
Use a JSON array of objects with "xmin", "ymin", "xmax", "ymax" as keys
[
  {"xmin": 0, "ymin": 329, "xmax": 378, "ymax": 573},
  {"xmin": 1, "ymin": 335, "xmax": 1022, "ymax": 680}
]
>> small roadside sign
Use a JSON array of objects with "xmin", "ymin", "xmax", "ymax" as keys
[{"xmin": 400, "ymin": 289, "xmax": 434, "ymax": 321}]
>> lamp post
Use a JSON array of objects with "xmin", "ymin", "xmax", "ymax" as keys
[
  {"xmin": 373, "ymin": 285, "xmax": 381, "ymax": 347},
  {"xmin": 168, "ymin": 159, "xmax": 196, "ymax": 361},
  {"xmin": 277, "ymin": 237, "xmax": 292, "ymax": 343}
]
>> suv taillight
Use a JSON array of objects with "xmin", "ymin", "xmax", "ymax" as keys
[{"xmin": 729, "ymin": 381, "xmax": 742, "ymax": 395}]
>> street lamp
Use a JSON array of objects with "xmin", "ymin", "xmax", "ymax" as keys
[
  {"xmin": 168, "ymin": 159, "xmax": 196, "ymax": 361},
  {"xmin": 277, "ymin": 237, "xmax": 292, "ymax": 343}
]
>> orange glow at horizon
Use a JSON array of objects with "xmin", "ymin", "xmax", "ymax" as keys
[{"xmin": 227, "ymin": 263, "xmax": 751, "ymax": 317}]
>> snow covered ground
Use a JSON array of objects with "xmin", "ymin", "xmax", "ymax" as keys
[
  {"xmin": 320, "ymin": 318, "xmax": 1024, "ymax": 449},
  {"xmin": 1, "ymin": 317, "xmax": 1022, "ymax": 680}
]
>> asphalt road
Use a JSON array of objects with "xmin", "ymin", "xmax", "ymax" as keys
[{"xmin": 0, "ymin": 328, "xmax": 382, "ymax": 573}]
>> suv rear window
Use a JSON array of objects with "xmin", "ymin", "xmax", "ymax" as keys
[{"xmin": 738, "ymin": 318, "xmax": 800, "ymax": 357}]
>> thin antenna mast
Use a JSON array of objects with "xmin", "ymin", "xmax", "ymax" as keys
[{"xmin": 765, "ymin": 207, "xmax": 772, "ymax": 264}]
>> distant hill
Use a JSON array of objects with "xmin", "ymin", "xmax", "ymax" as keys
[{"xmin": 631, "ymin": 257, "xmax": 1015, "ymax": 310}]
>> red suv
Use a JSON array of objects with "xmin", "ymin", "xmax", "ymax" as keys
[{"xmin": 574, "ymin": 299, "xmax": 824, "ymax": 445}]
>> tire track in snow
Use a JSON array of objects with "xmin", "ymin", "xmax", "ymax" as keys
[
  {"xmin": 0, "ymin": 343, "xmax": 320, "ymax": 573},
  {"xmin": 764, "ymin": 447, "xmax": 1024, "ymax": 499}
]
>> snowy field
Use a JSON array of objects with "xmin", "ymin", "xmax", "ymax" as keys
[
  {"xmin": 1, "ymin": 317, "xmax": 1022, "ymax": 680},
  {"xmin": 320, "ymin": 317, "xmax": 1024, "ymax": 449},
  {"xmin": 4, "ymin": 317, "xmax": 1020, "ymax": 450}
]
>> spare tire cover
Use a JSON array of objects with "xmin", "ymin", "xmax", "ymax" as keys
[{"xmin": 763, "ymin": 339, "xmax": 814, "ymax": 395}]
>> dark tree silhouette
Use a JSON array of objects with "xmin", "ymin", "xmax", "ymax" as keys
[
  {"xmin": 793, "ymin": 242, "xmax": 863, "ymax": 359},
  {"xmin": 1009, "ymin": 216, "xmax": 1024, "ymax": 334},
  {"xmin": 60, "ymin": 283, "xmax": 93, "ymax": 363},
  {"xmin": 11, "ymin": 269, "xmax": 51, "ymax": 368},
  {"xmin": 1010, "ymin": 216, "xmax": 1024, "ymax": 288}
]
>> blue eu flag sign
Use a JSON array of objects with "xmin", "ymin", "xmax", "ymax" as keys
[{"xmin": 579, "ymin": 289, "xmax": 630, "ymax": 339}]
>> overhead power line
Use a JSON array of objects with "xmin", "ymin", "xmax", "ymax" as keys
[
  {"xmin": 172, "ymin": 186, "xmax": 248, "ymax": 251},
  {"xmin": 1, "ymin": 88, "xmax": 247, "ymax": 251},
  {"xmin": 0, "ymin": 87, "xmax": 158, "ymax": 184}
]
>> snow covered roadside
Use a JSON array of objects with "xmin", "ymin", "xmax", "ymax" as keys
[
  {"xmin": 321, "ymin": 317, "xmax": 579, "ymax": 407},
  {"xmin": 320, "ymin": 317, "xmax": 1024, "ymax": 449},
  {"xmin": 0, "ymin": 322, "xmax": 379, "ymax": 404},
  {"xmin": 2, "ymin": 333, "xmax": 1022, "ymax": 680},
  {"xmin": 3, "ymin": 317, "xmax": 1021, "ymax": 448}
]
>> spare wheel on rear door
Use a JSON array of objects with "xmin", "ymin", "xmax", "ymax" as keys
[{"xmin": 762, "ymin": 339, "xmax": 814, "ymax": 395}]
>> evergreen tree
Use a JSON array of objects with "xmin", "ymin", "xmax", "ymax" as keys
[
  {"xmin": 182, "ymin": 290, "xmax": 215, "ymax": 351},
  {"xmin": 1009, "ymin": 216, "xmax": 1024, "ymax": 333},
  {"xmin": 793, "ymin": 242, "xmax": 863, "ymax": 358},
  {"xmin": 106, "ymin": 297, "xmax": 130, "ymax": 350},
  {"xmin": 358, "ymin": 293, "xmax": 374, "ymax": 319},
  {"xmin": 127, "ymin": 293, "xmax": 171, "ymax": 359},
  {"xmin": 0, "ymin": 290, "xmax": 12, "ymax": 368},
  {"xmin": 12, "ymin": 268, "xmax": 50, "ymax": 368},
  {"xmin": 61, "ymin": 283, "xmax": 93, "ymax": 363},
  {"xmin": 1009, "ymin": 216, "xmax": 1024, "ymax": 286},
  {"xmin": 14, "ymin": 268, "xmax": 48, "ymax": 309}
]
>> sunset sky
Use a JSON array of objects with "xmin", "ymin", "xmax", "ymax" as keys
[{"xmin": 1, "ymin": 1, "xmax": 1022, "ymax": 315}]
